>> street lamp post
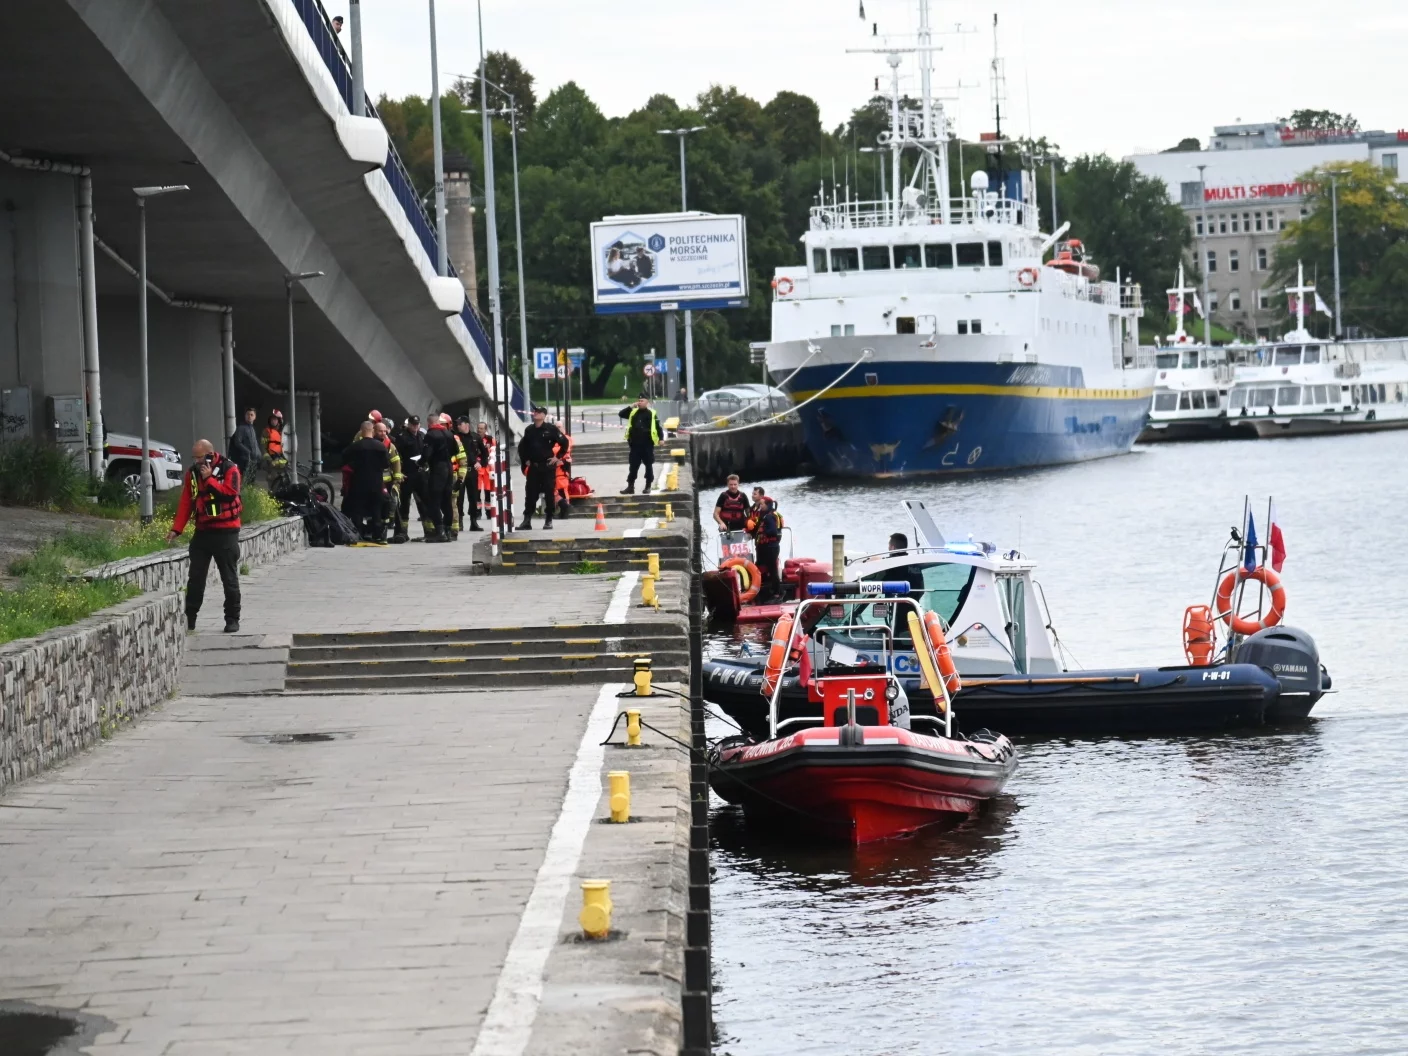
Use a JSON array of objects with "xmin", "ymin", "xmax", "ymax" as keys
[
  {"xmin": 427, "ymin": 0, "xmax": 448, "ymax": 276},
  {"xmin": 1330, "ymin": 172, "xmax": 1344, "ymax": 339},
  {"xmin": 1196, "ymin": 163, "xmax": 1212, "ymax": 346},
  {"xmin": 133, "ymin": 184, "xmax": 189, "ymax": 523},
  {"xmin": 658, "ymin": 125, "xmax": 706, "ymax": 402},
  {"xmin": 284, "ymin": 271, "xmax": 325, "ymax": 486}
]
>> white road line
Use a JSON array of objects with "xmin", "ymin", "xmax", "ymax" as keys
[
  {"xmin": 623, "ymin": 516, "xmax": 661, "ymax": 539},
  {"xmin": 603, "ymin": 571, "xmax": 641, "ymax": 624},
  {"xmin": 468, "ymin": 682, "xmax": 623, "ymax": 1056}
]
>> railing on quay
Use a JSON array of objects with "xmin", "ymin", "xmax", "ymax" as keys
[
  {"xmin": 287, "ymin": 0, "xmax": 524, "ymax": 417},
  {"xmin": 809, "ymin": 195, "xmax": 1037, "ymax": 231}
]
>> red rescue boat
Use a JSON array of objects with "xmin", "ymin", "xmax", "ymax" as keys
[{"xmin": 708, "ymin": 581, "xmax": 1016, "ymax": 844}]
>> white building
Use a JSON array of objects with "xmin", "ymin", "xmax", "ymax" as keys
[{"xmin": 1129, "ymin": 123, "xmax": 1406, "ymax": 340}]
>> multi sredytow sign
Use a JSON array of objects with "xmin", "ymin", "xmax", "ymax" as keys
[{"xmin": 589, "ymin": 212, "xmax": 748, "ymax": 315}]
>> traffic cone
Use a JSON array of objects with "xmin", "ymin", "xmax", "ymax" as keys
[{"xmin": 595, "ymin": 503, "xmax": 607, "ymax": 531}]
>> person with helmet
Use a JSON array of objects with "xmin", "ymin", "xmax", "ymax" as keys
[
  {"xmin": 261, "ymin": 410, "xmax": 287, "ymax": 477},
  {"xmin": 474, "ymin": 421, "xmax": 496, "ymax": 524},
  {"xmin": 392, "ymin": 415, "xmax": 427, "ymax": 539},
  {"xmin": 746, "ymin": 486, "xmax": 784, "ymax": 604},
  {"xmin": 517, "ymin": 405, "xmax": 565, "ymax": 530},
  {"xmin": 421, "ymin": 412, "xmax": 456, "ymax": 542},
  {"xmin": 552, "ymin": 429, "xmax": 575, "ymax": 519}
]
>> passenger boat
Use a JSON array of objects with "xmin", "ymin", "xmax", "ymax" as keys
[
  {"xmin": 703, "ymin": 501, "xmax": 1330, "ymax": 736},
  {"xmin": 708, "ymin": 580, "xmax": 1016, "ymax": 844},
  {"xmin": 764, "ymin": 1, "xmax": 1151, "ymax": 479}
]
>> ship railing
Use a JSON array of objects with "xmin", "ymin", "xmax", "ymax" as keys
[{"xmin": 809, "ymin": 195, "xmax": 1036, "ymax": 231}]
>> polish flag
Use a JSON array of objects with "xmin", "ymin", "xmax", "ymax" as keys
[{"xmin": 1268, "ymin": 501, "xmax": 1287, "ymax": 572}]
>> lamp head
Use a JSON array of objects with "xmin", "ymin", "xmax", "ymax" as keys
[{"xmin": 134, "ymin": 185, "xmax": 190, "ymax": 198}]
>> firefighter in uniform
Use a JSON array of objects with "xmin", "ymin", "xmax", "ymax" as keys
[
  {"xmin": 552, "ymin": 430, "xmax": 575, "ymax": 519},
  {"xmin": 456, "ymin": 418, "xmax": 487, "ymax": 532},
  {"xmin": 747, "ymin": 487, "xmax": 784, "ymax": 604},
  {"xmin": 422, "ymin": 413, "xmax": 456, "ymax": 542},
  {"xmin": 475, "ymin": 421, "xmax": 496, "ymax": 525},
  {"xmin": 373, "ymin": 420, "xmax": 406, "ymax": 542},
  {"xmin": 167, "ymin": 439, "xmax": 243, "ymax": 633},
  {"xmin": 517, "ymin": 405, "xmax": 565, "ymax": 531},
  {"xmin": 261, "ymin": 410, "xmax": 287, "ymax": 477}
]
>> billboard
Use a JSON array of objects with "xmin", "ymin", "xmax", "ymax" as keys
[{"xmin": 590, "ymin": 212, "xmax": 748, "ymax": 314}]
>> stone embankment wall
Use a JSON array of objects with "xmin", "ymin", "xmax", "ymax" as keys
[{"xmin": 1, "ymin": 516, "xmax": 307, "ymax": 792}]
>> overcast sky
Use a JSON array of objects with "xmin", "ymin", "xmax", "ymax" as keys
[{"xmin": 348, "ymin": 0, "xmax": 1404, "ymax": 159}]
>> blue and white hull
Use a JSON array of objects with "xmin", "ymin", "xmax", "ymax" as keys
[{"xmin": 771, "ymin": 337, "xmax": 1152, "ymax": 478}]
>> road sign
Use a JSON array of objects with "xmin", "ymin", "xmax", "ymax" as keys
[
  {"xmin": 533, "ymin": 348, "xmax": 555, "ymax": 380},
  {"xmin": 567, "ymin": 348, "xmax": 584, "ymax": 370},
  {"xmin": 655, "ymin": 358, "xmax": 667, "ymax": 375},
  {"xmin": 556, "ymin": 365, "xmax": 567, "ymax": 379},
  {"xmin": 643, "ymin": 363, "xmax": 656, "ymax": 378}
]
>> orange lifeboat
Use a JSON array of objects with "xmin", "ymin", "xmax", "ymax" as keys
[{"xmin": 1044, "ymin": 238, "xmax": 1101, "ymax": 281}]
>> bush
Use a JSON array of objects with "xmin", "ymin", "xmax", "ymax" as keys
[
  {"xmin": 240, "ymin": 486, "xmax": 283, "ymax": 524},
  {"xmin": 1, "ymin": 528, "xmax": 140, "ymax": 645},
  {"xmin": 0, "ymin": 440, "xmax": 87, "ymax": 507}
]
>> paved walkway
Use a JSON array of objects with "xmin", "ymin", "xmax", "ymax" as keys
[{"xmin": 0, "ymin": 477, "xmax": 694, "ymax": 1055}]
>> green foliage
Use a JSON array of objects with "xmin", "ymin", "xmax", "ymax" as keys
[
  {"xmin": 1285, "ymin": 109, "xmax": 1359, "ymax": 133},
  {"xmin": 1164, "ymin": 137, "xmax": 1203, "ymax": 153},
  {"xmin": 571, "ymin": 560, "xmax": 605, "ymax": 574},
  {"xmin": 1271, "ymin": 161, "xmax": 1408, "ymax": 336},
  {"xmin": 239, "ymin": 486, "xmax": 284, "ymax": 524},
  {"xmin": 451, "ymin": 51, "xmax": 537, "ymax": 120},
  {"xmin": 1, "ymin": 529, "xmax": 140, "ymax": 646},
  {"xmin": 0, "ymin": 440, "xmax": 87, "ymax": 508}
]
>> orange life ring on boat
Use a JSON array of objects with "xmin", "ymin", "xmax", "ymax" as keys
[
  {"xmin": 762, "ymin": 614, "xmax": 795, "ymax": 697},
  {"xmin": 1017, "ymin": 266, "xmax": 1039, "ymax": 288},
  {"xmin": 921, "ymin": 610, "xmax": 962, "ymax": 694},
  {"xmin": 1214, "ymin": 567, "xmax": 1286, "ymax": 636},
  {"xmin": 720, "ymin": 557, "xmax": 761, "ymax": 603},
  {"xmin": 774, "ymin": 276, "xmax": 794, "ymax": 296},
  {"xmin": 1183, "ymin": 604, "xmax": 1215, "ymax": 666}
]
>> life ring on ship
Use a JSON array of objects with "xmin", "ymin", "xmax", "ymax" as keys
[
  {"xmin": 762, "ymin": 614, "xmax": 795, "ymax": 697},
  {"xmin": 720, "ymin": 557, "xmax": 761, "ymax": 603},
  {"xmin": 1214, "ymin": 566, "xmax": 1286, "ymax": 636},
  {"xmin": 1182, "ymin": 605, "xmax": 1215, "ymax": 667},
  {"xmin": 921, "ymin": 610, "xmax": 962, "ymax": 695},
  {"xmin": 773, "ymin": 276, "xmax": 795, "ymax": 297},
  {"xmin": 1017, "ymin": 267, "xmax": 1039, "ymax": 288}
]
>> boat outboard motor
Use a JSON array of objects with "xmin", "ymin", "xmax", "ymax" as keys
[{"xmin": 1233, "ymin": 626, "xmax": 1325, "ymax": 721}]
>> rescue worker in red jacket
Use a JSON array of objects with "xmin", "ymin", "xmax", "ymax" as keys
[
  {"xmin": 474, "ymin": 421, "xmax": 496, "ymax": 524},
  {"xmin": 166, "ymin": 439, "xmax": 243, "ymax": 633},
  {"xmin": 552, "ymin": 431, "xmax": 575, "ymax": 519}
]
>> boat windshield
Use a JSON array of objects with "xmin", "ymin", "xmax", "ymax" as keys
[{"xmin": 813, "ymin": 562, "xmax": 977, "ymax": 646}]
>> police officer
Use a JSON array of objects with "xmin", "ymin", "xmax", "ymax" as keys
[
  {"xmin": 617, "ymin": 394, "xmax": 661, "ymax": 494},
  {"xmin": 517, "ymin": 405, "xmax": 565, "ymax": 531},
  {"xmin": 422, "ymin": 413, "xmax": 456, "ymax": 542},
  {"xmin": 392, "ymin": 415, "xmax": 427, "ymax": 540}
]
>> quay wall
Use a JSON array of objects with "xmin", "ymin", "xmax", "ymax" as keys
[{"xmin": 690, "ymin": 419, "xmax": 811, "ymax": 485}]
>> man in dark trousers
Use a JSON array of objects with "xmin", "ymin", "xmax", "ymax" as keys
[
  {"xmin": 391, "ymin": 415, "xmax": 426, "ymax": 542},
  {"xmin": 166, "ymin": 439, "xmax": 243, "ymax": 633},
  {"xmin": 228, "ymin": 407, "xmax": 260, "ymax": 484},
  {"xmin": 456, "ymin": 416, "xmax": 486, "ymax": 532},
  {"xmin": 343, "ymin": 420, "xmax": 391, "ymax": 543},
  {"xmin": 517, "ymin": 405, "xmax": 565, "ymax": 530},
  {"xmin": 618, "ymin": 394, "xmax": 661, "ymax": 494},
  {"xmin": 747, "ymin": 486, "xmax": 783, "ymax": 604},
  {"xmin": 422, "ymin": 413, "xmax": 457, "ymax": 542}
]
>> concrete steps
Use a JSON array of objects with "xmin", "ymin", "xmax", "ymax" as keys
[
  {"xmin": 495, "ymin": 533, "xmax": 691, "ymax": 574},
  {"xmin": 285, "ymin": 622, "xmax": 685, "ymax": 692}
]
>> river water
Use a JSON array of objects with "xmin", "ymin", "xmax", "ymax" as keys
[{"xmin": 700, "ymin": 431, "xmax": 1408, "ymax": 1056}]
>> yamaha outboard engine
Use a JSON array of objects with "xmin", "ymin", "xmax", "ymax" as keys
[{"xmin": 1233, "ymin": 626, "xmax": 1327, "ymax": 721}]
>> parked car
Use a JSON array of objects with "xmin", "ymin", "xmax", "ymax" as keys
[
  {"xmin": 103, "ymin": 431, "xmax": 183, "ymax": 501},
  {"xmin": 687, "ymin": 385, "xmax": 794, "ymax": 425}
]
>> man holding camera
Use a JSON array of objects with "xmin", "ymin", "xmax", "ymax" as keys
[{"xmin": 167, "ymin": 439, "xmax": 243, "ymax": 633}]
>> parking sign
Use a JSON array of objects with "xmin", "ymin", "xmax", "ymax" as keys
[{"xmin": 533, "ymin": 348, "xmax": 555, "ymax": 380}]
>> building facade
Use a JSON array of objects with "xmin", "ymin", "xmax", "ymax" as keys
[{"xmin": 1129, "ymin": 123, "xmax": 1406, "ymax": 340}]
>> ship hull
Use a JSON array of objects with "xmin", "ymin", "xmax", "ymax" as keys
[{"xmin": 774, "ymin": 355, "xmax": 1151, "ymax": 478}]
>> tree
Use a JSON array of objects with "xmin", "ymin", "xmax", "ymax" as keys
[
  {"xmin": 1163, "ymin": 137, "xmax": 1202, "ymax": 153},
  {"xmin": 1271, "ymin": 161, "xmax": 1408, "ymax": 336},
  {"xmin": 453, "ymin": 51, "xmax": 537, "ymax": 122},
  {"xmin": 764, "ymin": 91, "xmax": 822, "ymax": 165},
  {"xmin": 1056, "ymin": 155, "xmax": 1192, "ymax": 332},
  {"xmin": 1285, "ymin": 109, "xmax": 1359, "ymax": 133}
]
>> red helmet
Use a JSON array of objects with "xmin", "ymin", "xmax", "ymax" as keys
[
  {"xmin": 369, "ymin": 410, "xmax": 383, "ymax": 422},
  {"xmin": 269, "ymin": 409, "xmax": 284, "ymax": 421}
]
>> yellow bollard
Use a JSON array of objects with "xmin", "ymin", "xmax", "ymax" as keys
[
  {"xmin": 632, "ymin": 658, "xmax": 652, "ymax": 697},
  {"xmin": 608, "ymin": 771, "xmax": 631, "ymax": 822},
  {"xmin": 640, "ymin": 573, "xmax": 658, "ymax": 608},
  {"xmin": 625, "ymin": 708, "xmax": 642, "ymax": 745},
  {"xmin": 647, "ymin": 552, "xmax": 661, "ymax": 578},
  {"xmin": 664, "ymin": 502, "xmax": 674, "ymax": 522},
  {"xmin": 580, "ymin": 879, "xmax": 613, "ymax": 939},
  {"xmin": 664, "ymin": 467, "xmax": 679, "ymax": 492}
]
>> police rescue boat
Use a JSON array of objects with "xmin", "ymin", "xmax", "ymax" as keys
[
  {"xmin": 704, "ymin": 501, "xmax": 1330, "ymax": 736},
  {"xmin": 708, "ymin": 580, "xmax": 1016, "ymax": 844}
]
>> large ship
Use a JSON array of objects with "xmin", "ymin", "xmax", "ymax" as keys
[{"xmin": 765, "ymin": 5, "xmax": 1151, "ymax": 478}]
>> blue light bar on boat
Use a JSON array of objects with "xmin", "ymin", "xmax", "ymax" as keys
[{"xmin": 806, "ymin": 581, "xmax": 913, "ymax": 597}]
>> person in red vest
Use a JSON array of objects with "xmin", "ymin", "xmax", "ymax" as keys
[{"xmin": 166, "ymin": 439, "xmax": 243, "ymax": 633}]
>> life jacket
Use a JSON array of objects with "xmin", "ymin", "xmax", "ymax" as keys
[
  {"xmin": 262, "ymin": 426, "xmax": 284, "ymax": 458},
  {"xmin": 553, "ymin": 434, "xmax": 575, "ymax": 492},
  {"xmin": 189, "ymin": 456, "xmax": 242, "ymax": 530},
  {"xmin": 717, "ymin": 489, "xmax": 749, "ymax": 528},
  {"xmin": 746, "ymin": 499, "xmax": 783, "ymax": 544}
]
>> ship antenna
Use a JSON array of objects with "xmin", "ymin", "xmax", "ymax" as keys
[{"xmin": 989, "ymin": 13, "xmax": 1007, "ymax": 194}]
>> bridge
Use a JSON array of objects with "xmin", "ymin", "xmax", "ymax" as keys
[{"xmin": 0, "ymin": 0, "xmax": 524, "ymax": 473}]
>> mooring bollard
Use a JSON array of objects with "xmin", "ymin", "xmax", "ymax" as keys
[
  {"xmin": 640, "ymin": 573, "xmax": 658, "ymax": 608},
  {"xmin": 608, "ymin": 771, "xmax": 631, "ymax": 822},
  {"xmin": 580, "ymin": 879, "xmax": 612, "ymax": 939},
  {"xmin": 625, "ymin": 708, "xmax": 642, "ymax": 745},
  {"xmin": 647, "ymin": 551, "xmax": 661, "ymax": 578},
  {"xmin": 633, "ymin": 658, "xmax": 653, "ymax": 696}
]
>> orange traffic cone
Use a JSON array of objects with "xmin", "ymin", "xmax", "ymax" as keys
[{"xmin": 595, "ymin": 503, "xmax": 607, "ymax": 531}]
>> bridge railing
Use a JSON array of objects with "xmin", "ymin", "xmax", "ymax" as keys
[{"xmin": 287, "ymin": 0, "xmax": 525, "ymax": 416}]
